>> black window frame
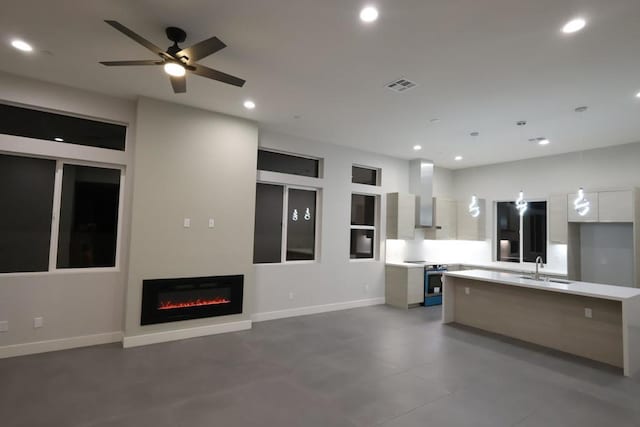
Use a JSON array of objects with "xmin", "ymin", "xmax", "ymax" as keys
[
  {"xmin": 350, "ymin": 193, "xmax": 378, "ymax": 260},
  {"xmin": 496, "ymin": 200, "xmax": 547, "ymax": 264},
  {"xmin": 351, "ymin": 165, "xmax": 380, "ymax": 186},
  {"xmin": 257, "ymin": 149, "xmax": 321, "ymax": 178}
]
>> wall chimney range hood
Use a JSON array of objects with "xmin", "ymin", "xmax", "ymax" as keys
[{"xmin": 409, "ymin": 159, "xmax": 434, "ymax": 227}]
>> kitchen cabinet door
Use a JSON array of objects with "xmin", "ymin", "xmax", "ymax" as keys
[
  {"xmin": 598, "ymin": 190, "xmax": 633, "ymax": 222},
  {"xmin": 386, "ymin": 193, "xmax": 415, "ymax": 239},
  {"xmin": 549, "ymin": 194, "xmax": 568, "ymax": 243},
  {"xmin": 456, "ymin": 198, "xmax": 486, "ymax": 241},
  {"xmin": 567, "ymin": 192, "xmax": 599, "ymax": 222}
]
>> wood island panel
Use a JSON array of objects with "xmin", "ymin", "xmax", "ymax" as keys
[{"xmin": 447, "ymin": 276, "xmax": 624, "ymax": 368}]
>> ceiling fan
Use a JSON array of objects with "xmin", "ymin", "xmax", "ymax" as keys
[{"xmin": 99, "ymin": 20, "xmax": 245, "ymax": 93}]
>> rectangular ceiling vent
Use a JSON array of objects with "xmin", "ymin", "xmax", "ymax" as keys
[{"xmin": 385, "ymin": 77, "xmax": 418, "ymax": 93}]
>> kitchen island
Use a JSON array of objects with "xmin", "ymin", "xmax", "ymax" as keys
[{"xmin": 443, "ymin": 270, "xmax": 640, "ymax": 376}]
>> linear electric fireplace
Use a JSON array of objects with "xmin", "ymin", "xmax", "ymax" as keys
[{"xmin": 141, "ymin": 275, "xmax": 243, "ymax": 325}]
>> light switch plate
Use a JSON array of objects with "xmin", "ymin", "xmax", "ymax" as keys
[
  {"xmin": 183, "ymin": 218, "xmax": 191, "ymax": 228},
  {"xmin": 584, "ymin": 308, "xmax": 593, "ymax": 319},
  {"xmin": 465, "ymin": 287, "xmax": 470, "ymax": 295},
  {"xmin": 34, "ymin": 317, "xmax": 43, "ymax": 328},
  {"xmin": 0, "ymin": 321, "xmax": 8, "ymax": 332},
  {"xmin": 208, "ymin": 218, "xmax": 215, "ymax": 228}
]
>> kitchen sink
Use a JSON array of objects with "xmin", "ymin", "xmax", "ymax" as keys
[
  {"xmin": 548, "ymin": 278, "xmax": 571, "ymax": 284},
  {"xmin": 518, "ymin": 275, "xmax": 571, "ymax": 284}
]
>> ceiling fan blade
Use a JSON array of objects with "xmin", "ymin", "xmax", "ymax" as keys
[
  {"xmin": 105, "ymin": 20, "xmax": 164, "ymax": 56},
  {"xmin": 177, "ymin": 36, "xmax": 226, "ymax": 62},
  {"xmin": 170, "ymin": 75, "xmax": 187, "ymax": 93},
  {"xmin": 100, "ymin": 60, "xmax": 163, "ymax": 66},
  {"xmin": 191, "ymin": 64, "xmax": 245, "ymax": 87}
]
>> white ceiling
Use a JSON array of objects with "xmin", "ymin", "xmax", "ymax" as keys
[{"xmin": 1, "ymin": 0, "xmax": 640, "ymax": 169}]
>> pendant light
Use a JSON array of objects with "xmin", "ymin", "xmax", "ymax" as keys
[
  {"xmin": 469, "ymin": 195, "xmax": 480, "ymax": 218},
  {"xmin": 574, "ymin": 187, "xmax": 590, "ymax": 216},
  {"xmin": 516, "ymin": 190, "xmax": 528, "ymax": 216}
]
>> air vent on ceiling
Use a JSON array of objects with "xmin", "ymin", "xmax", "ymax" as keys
[{"xmin": 385, "ymin": 77, "xmax": 418, "ymax": 93}]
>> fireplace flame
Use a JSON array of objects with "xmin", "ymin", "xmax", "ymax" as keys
[{"xmin": 158, "ymin": 297, "xmax": 231, "ymax": 310}]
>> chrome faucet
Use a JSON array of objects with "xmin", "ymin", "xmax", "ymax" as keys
[{"xmin": 535, "ymin": 256, "xmax": 544, "ymax": 281}]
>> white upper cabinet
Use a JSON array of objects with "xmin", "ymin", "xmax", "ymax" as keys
[
  {"xmin": 549, "ymin": 194, "xmax": 568, "ymax": 243},
  {"xmin": 567, "ymin": 192, "xmax": 599, "ymax": 222},
  {"xmin": 456, "ymin": 198, "xmax": 486, "ymax": 241},
  {"xmin": 598, "ymin": 190, "xmax": 634, "ymax": 222},
  {"xmin": 386, "ymin": 192, "xmax": 416, "ymax": 240}
]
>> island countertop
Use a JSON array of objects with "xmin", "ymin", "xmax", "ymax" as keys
[{"xmin": 445, "ymin": 270, "xmax": 640, "ymax": 301}]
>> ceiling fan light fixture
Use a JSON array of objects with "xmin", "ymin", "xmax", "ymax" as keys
[{"xmin": 164, "ymin": 62, "xmax": 186, "ymax": 77}]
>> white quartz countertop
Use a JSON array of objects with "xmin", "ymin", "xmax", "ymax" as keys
[
  {"xmin": 445, "ymin": 269, "xmax": 640, "ymax": 301},
  {"xmin": 385, "ymin": 261, "xmax": 567, "ymax": 276}
]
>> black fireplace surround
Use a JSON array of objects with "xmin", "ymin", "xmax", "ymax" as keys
[{"xmin": 141, "ymin": 274, "xmax": 243, "ymax": 325}]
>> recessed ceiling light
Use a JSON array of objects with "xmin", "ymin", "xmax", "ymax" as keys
[
  {"xmin": 574, "ymin": 106, "xmax": 588, "ymax": 113},
  {"xmin": 413, "ymin": 145, "xmax": 422, "ymax": 151},
  {"xmin": 11, "ymin": 39, "xmax": 33, "ymax": 52},
  {"xmin": 359, "ymin": 6, "xmax": 379, "ymax": 23},
  {"xmin": 470, "ymin": 132, "xmax": 479, "ymax": 137},
  {"xmin": 54, "ymin": 137, "xmax": 64, "ymax": 142},
  {"xmin": 454, "ymin": 156, "xmax": 463, "ymax": 161},
  {"xmin": 562, "ymin": 18, "xmax": 586, "ymax": 34},
  {"xmin": 430, "ymin": 118, "xmax": 441, "ymax": 123},
  {"xmin": 243, "ymin": 100, "xmax": 256, "ymax": 110},
  {"xmin": 163, "ymin": 62, "xmax": 185, "ymax": 77},
  {"xmin": 635, "ymin": 91, "xmax": 640, "ymax": 99},
  {"xmin": 538, "ymin": 139, "xmax": 550, "ymax": 146}
]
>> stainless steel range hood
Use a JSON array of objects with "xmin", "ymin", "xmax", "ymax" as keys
[{"xmin": 409, "ymin": 159, "xmax": 434, "ymax": 227}]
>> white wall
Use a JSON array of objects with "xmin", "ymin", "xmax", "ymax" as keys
[
  {"xmin": 124, "ymin": 98, "xmax": 258, "ymax": 339},
  {"xmin": 0, "ymin": 72, "xmax": 136, "ymax": 356},
  {"xmin": 254, "ymin": 130, "xmax": 411, "ymax": 318}
]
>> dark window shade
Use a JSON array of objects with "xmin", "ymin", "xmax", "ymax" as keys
[
  {"xmin": 496, "ymin": 202, "xmax": 520, "ymax": 263},
  {"xmin": 57, "ymin": 165, "xmax": 121, "ymax": 268},
  {"xmin": 253, "ymin": 183, "xmax": 284, "ymax": 263},
  {"xmin": 523, "ymin": 201, "xmax": 547, "ymax": 263},
  {"xmin": 257, "ymin": 150, "xmax": 319, "ymax": 178},
  {"xmin": 0, "ymin": 103, "xmax": 126, "ymax": 151},
  {"xmin": 351, "ymin": 194, "xmax": 376, "ymax": 226},
  {"xmin": 352, "ymin": 166, "xmax": 378, "ymax": 186},
  {"xmin": 350, "ymin": 229, "xmax": 375, "ymax": 259},
  {"xmin": 286, "ymin": 189, "xmax": 316, "ymax": 261},
  {"xmin": 0, "ymin": 154, "xmax": 56, "ymax": 273}
]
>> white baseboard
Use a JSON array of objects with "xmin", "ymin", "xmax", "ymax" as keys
[
  {"xmin": 122, "ymin": 320, "xmax": 252, "ymax": 348},
  {"xmin": 0, "ymin": 331, "xmax": 123, "ymax": 359},
  {"xmin": 252, "ymin": 297, "xmax": 385, "ymax": 322}
]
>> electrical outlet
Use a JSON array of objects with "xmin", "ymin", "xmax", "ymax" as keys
[
  {"xmin": 183, "ymin": 218, "xmax": 191, "ymax": 228},
  {"xmin": 288, "ymin": 292, "xmax": 294, "ymax": 300},
  {"xmin": 364, "ymin": 284, "xmax": 369, "ymax": 293},
  {"xmin": 208, "ymin": 218, "xmax": 215, "ymax": 228},
  {"xmin": 584, "ymin": 308, "xmax": 593, "ymax": 319},
  {"xmin": 34, "ymin": 317, "xmax": 43, "ymax": 328},
  {"xmin": 465, "ymin": 287, "xmax": 470, "ymax": 295},
  {"xmin": 0, "ymin": 321, "xmax": 8, "ymax": 332}
]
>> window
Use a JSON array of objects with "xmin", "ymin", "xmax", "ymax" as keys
[
  {"xmin": 0, "ymin": 154, "xmax": 56, "ymax": 273},
  {"xmin": 57, "ymin": 165, "xmax": 121, "ymax": 268},
  {"xmin": 253, "ymin": 183, "xmax": 318, "ymax": 264},
  {"xmin": 352, "ymin": 165, "xmax": 380, "ymax": 186},
  {"xmin": 0, "ymin": 154, "xmax": 123, "ymax": 274},
  {"xmin": 0, "ymin": 103, "xmax": 127, "ymax": 151},
  {"xmin": 350, "ymin": 194, "xmax": 377, "ymax": 259},
  {"xmin": 257, "ymin": 149, "xmax": 319, "ymax": 178},
  {"xmin": 496, "ymin": 201, "xmax": 547, "ymax": 263}
]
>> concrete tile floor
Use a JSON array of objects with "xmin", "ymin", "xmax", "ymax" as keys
[{"xmin": 1, "ymin": 305, "xmax": 639, "ymax": 427}]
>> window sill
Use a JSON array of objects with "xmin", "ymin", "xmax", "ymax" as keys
[
  {"xmin": 0, "ymin": 267, "xmax": 120, "ymax": 278},
  {"xmin": 349, "ymin": 258, "xmax": 379, "ymax": 263}
]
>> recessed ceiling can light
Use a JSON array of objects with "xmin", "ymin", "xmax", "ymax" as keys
[
  {"xmin": 562, "ymin": 18, "xmax": 586, "ymax": 34},
  {"xmin": 54, "ymin": 137, "xmax": 64, "ymax": 142},
  {"xmin": 454, "ymin": 156, "xmax": 463, "ymax": 161},
  {"xmin": 413, "ymin": 145, "xmax": 422, "ymax": 151},
  {"xmin": 538, "ymin": 139, "xmax": 550, "ymax": 145},
  {"xmin": 359, "ymin": 6, "xmax": 379, "ymax": 23},
  {"xmin": 517, "ymin": 120, "xmax": 527, "ymax": 126},
  {"xmin": 574, "ymin": 106, "xmax": 588, "ymax": 112},
  {"xmin": 635, "ymin": 91, "xmax": 640, "ymax": 99},
  {"xmin": 11, "ymin": 39, "xmax": 33, "ymax": 52},
  {"xmin": 470, "ymin": 132, "xmax": 479, "ymax": 137},
  {"xmin": 163, "ymin": 62, "xmax": 185, "ymax": 77},
  {"xmin": 430, "ymin": 118, "xmax": 441, "ymax": 123},
  {"xmin": 243, "ymin": 100, "xmax": 256, "ymax": 110}
]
